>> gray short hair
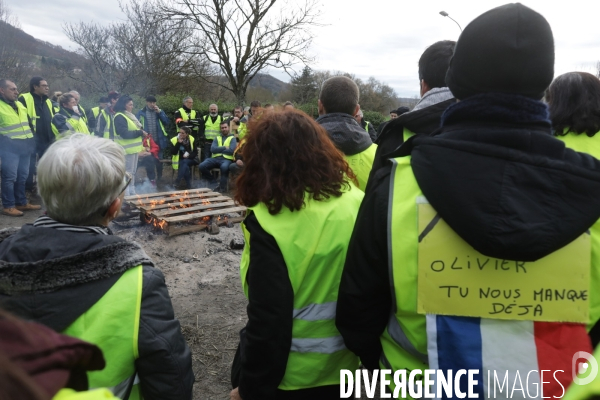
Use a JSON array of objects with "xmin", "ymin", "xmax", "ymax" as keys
[
  {"xmin": 183, "ymin": 96, "xmax": 192, "ymax": 104},
  {"xmin": 38, "ymin": 134, "xmax": 126, "ymax": 225}
]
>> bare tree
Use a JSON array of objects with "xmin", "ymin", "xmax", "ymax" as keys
[
  {"xmin": 0, "ymin": 0, "xmax": 31, "ymax": 87},
  {"xmin": 159, "ymin": 0, "xmax": 320, "ymax": 105},
  {"xmin": 63, "ymin": 0, "xmax": 211, "ymax": 95}
]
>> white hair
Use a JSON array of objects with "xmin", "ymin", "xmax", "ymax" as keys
[
  {"xmin": 209, "ymin": 103, "xmax": 218, "ymax": 109},
  {"xmin": 38, "ymin": 134, "xmax": 126, "ymax": 225}
]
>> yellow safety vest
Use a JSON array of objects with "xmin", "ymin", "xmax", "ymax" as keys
[
  {"xmin": 113, "ymin": 113, "xmax": 144, "ymax": 155},
  {"xmin": 344, "ymin": 143, "xmax": 377, "ymax": 192},
  {"xmin": 170, "ymin": 135, "xmax": 195, "ymax": 170},
  {"xmin": 380, "ymin": 155, "xmax": 600, "ymax": 382},
  {"xmin": 240, "ymin": 186, "xmax": 364, "ymax": 390},
  {"xmin": 99, "ymin": 109, "xmax": 112, "ymax": 139},
  {"xmin": 177, "ymin": 108, "xmax": 196, "ymax": 122},
  {"xmin": 63, "ymin": 266, "xmax": 143, "ymax": 400},
  {"xmin": 203, "ymin": 115, "xmax": 222, "ymax": 140},
  {"xmin": 78, "ymin": 104, "xmax": 88, "ymax": 125},
  {"xmin": 0, "ymin": 100, "xmax": 34, "ymax": 139},
  {"xmin": 91, "ymin": 106, "xmax": 100, "ymax": 119},
  {"xmin": 212, "ymin": 135, "xmax": 234, "ymax": 160},
  {"xmin": 52, "ymin": 109, "xmax": 90, "ymax": 138},
  {"xmin": 19, "ymin": 93, "xmax": 54, "ymax": 133},
  {"xmin": 555, "ymin": 128, "xmax": 600, "ymax": 160},
  {"xmin": 238, "ymin": 122, "xmax": 248, "ymax": 140}
]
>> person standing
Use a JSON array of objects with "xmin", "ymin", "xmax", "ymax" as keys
[
  {"xmin": 0, "ymin": 79, "xmax": 41, "ymax": 216},
  {"xmin": 198, "ymin": 121, "xmax": 236, "ymax": 191},
  {"xmin": 230, "ymin": 110, "xmax": 363, "ymax": 400},
  {"xmin": 96, "ymin": 91, "xmax": 119, "ymax": 139},
  {"xmin": 316, "ymin": 76, "xmax": 377, "ymax": 191},
  {"xmin": 113, "ymin": 96, "xmax": 147, "ymax": 196},
  {"xmin": 18, "ymin": 76, "xmax": 55, "ymax": 197},
  {"xmin": 174, "ymin": 96, "xmax": 201, "ymax": 141},
  {"xmin": 87, "ymin": 97, "xmax": 109, "ymax": 133},
  {"xmin": 336, "ymin": 4, "xmax": 600, "ymax": 397},
  {"xmin": 137, "ymin": 95, "xmax": 170, "ymax": 181},
  {"xmin": 68, "ymin": 91, "xmax": 88, "ymax": 127},
  {"xmin": 169, "ymin": 127, "xmax": 198, "ymax": 190},
  {"xmin": 51, "ymin": 93, "xmax": 90, "ymax": 137}
]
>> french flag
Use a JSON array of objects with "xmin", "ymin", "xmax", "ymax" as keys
[{"xmin": 426, "ymin": 315, "xmax": 592, "ymax": 399}]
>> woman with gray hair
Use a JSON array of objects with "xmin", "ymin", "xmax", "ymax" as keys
[
  {"xmin": 51, "ymin": 93, "xmax": 90, "ymax": 138},
  {"xmin": 0, "ymin": 133, "xmax": 194, "ymax": 400}
]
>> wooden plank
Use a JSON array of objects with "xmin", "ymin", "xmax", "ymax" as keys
[
  {"xmin": 124, "ymin": 188, "xmax": 210, "ymax": 202},
  {"xmin": 131, "ymin": 196, "xmax": 231, "ymax": 212},
  {"xmin": 163, "ymin": 206, "xmax": 247, "ymax": 223},
  {"xmin": 165, "ymin": 216, "xmax": 245, "ymax": 237},
  {"xmin": 151, "ymin": 201, "xmax": 235, "ymax": 217},
  {"xmin": 127, "ymin": 192, "xmax": 222, "ymax": 208}
]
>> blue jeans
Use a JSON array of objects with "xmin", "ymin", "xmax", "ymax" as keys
[
  {"xmin": 177, "ymin": 158, "xmax": 198, "ymax": 186},
  {"xmin": 0, "ymin": 150, "xmax": 30, "ymax": 208},
  {"xmin": 199, "ymin": 157, "xmax": 232, "ymax": 189}
]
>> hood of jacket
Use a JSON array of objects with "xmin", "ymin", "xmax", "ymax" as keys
[
  {"xmin": 402, "ymin": 93, "xmax": 600, "ymax": 261},
  {"xmin": 0, "ymin": 225, "xmax": 154, "ymax": 331},
  {"xmin": 316, "ymin": 113, "xmax": 373, "ymax": 156}
]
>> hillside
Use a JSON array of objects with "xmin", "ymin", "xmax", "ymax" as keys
[{"xmin": 0, "ymin": 20, "xmax": 87, "ymax": 66}]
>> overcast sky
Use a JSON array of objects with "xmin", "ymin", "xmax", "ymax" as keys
[{"xmin": 5, "ymin": 0, "xmax": 600, "ymax": 98}]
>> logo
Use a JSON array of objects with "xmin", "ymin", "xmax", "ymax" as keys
[{"xmin": 572, "ymin": 351, "xmax": 599, "ymax": 386}]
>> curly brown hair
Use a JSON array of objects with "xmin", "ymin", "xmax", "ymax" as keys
[{"xmin": 234, "ymin": 109, "xmax": 357, "ymax": 215}]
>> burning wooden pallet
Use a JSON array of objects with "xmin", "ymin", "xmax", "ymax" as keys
[{"xmin": 124, "ymin": 188, "xmax": 247, "ymax": 236}]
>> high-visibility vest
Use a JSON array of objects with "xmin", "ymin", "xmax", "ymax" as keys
[
  {"xmin": 53, "ymin": 388, "xmax": 120, "ymax": 400},
  {"xmin": 99, "ymin": 109, "xmax": 113, "ymax": 139},
  {"xmin": 237, "ymin": 122, "xmax": 247, "ymax": 140},
  {"xmin": 91, "ymin": 106, "xmax": 100, "ymax": 119},
  {"xmin": 0, "ymin": 100, "xmax": 34, "ymax": 139},
  {"xmin": 177, "ymin": 108, "xmax": 196, "ymax": 122},
  {"xmin": 19, "ymin": 92, "xmax": 54, "ymax": 133},
  {"xmin": 240, "ymin": 187, "xmax": 364, "ymax": 390},
  {"xmin": 364, "ymin": 121, "xmax": 370, "ymax": 133},
  {"xmin": 203, "ymin": 115, "xmax": 222, "ymax": 140},
  {"xmin": 380, "ymin": 155, "xmax": 600, "ymax": 391},
  {"xmin": 344, "ymin": 143, "xmax": 377, "ymax": 192},
  {"xmin": 51, "ymin": 109, "xmax": 90, "ymax": 138},
  {"xmin": 170, "ymin": 135, "xmax": 195, "ymax": 170},
  {"xmin": 212, "ymin": 135, "xmax": 234, "ymax": 160},
  {"xmin": 555, "ymin": 128, "xmax": 600, "ymax": 160},
  {"xmin": 78, "ymin": 104, "xmax": 89, "ymax": 125},
  {"xmin": 63, "ymin": 265, "xmax": 143, "ymax": 400},
  {"xmin": 113, "ymin": 113, "xmax": 144, "ymax": 155}
]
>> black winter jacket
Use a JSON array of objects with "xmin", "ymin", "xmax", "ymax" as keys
[
  {"xmin": 336, "ymin": 93, "xmax": 600, "ymax": 370},
  {"xmin": 114, "ymin": 114, "xmax": 144, "ymax": 140},
  {"xmin": 18, "ymin": 92, "xmax": 54, "ymax": 152},
  {"xmin": 0, "ymin": 225, "xmax": 194, "ymax": 400}
]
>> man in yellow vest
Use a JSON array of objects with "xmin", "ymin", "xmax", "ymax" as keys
[
  {"xmin": 18, "ymin": 76, "xmax": 55, "ymax": 198},
  {"xmin": 198, "ymin": 120, "xmax": 236, "ymax": 191},
  {"xmin": 201, "ymin": 103, "xmax": 223, "ymax": 160},
  {"xmin": 69, "ymin": 91, "xmax": 88, "ymax": 127},
  {"xmin": 316, "ymin": 76, "xmax": 377, "ymax": 192},
  {"xmin": 174, "ymin": 96, "xmax": 202, "ymax": 143},
  {"xmin": 0, "ymin": 134, "xmax": 194, "ymax": 400},
  {"xmin": 87, "ymin": 97, "xmax": 109, "ymax": 133},
  {"xmin": 336, "ymin": 4, "xmax": 600, "ymax": 397},
  {"xmin": 0, "ymin": 79, "xmax": 41, "ymax": 217},
  {"xmin": 370, "ymin": 41, "xmax": 456, "ymax": 183}
]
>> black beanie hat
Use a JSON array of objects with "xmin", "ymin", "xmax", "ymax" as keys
[{"xmin": 445, "ymin": 3, "xmax": 554, "ymax": 100}]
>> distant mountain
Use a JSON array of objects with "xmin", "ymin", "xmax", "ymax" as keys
[
  {"xmin": 0, "ymin": 20, "xmax": 86, "ymax": 66},
  {"xmin": 248, "ymin": 73, "xmax": 289, "ymax": 95}
]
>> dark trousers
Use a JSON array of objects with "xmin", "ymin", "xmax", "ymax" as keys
[
  {"xmin": 139, "ymin": 156, "xmax": 160, "ymax": 181},
  {"xmin": 177, "ymin": 158, "xmax": 198, "ymax": 186},
  {"xmin": 203, "ymin": 142, "xmax": 212, "ymax": 161},
  {"xmin": 199, "ymin": 157, "xmax": 231, "ymax": 189},
  {"xmin": 0, "ymin": 150, "xmax": 30, "ymax": 208}
]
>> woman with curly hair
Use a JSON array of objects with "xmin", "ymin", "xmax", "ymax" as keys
[
  {"xmin": 230, "ymin": 110, "xmax": 364, "ymax": 400},
  {"xmin": 547, "ymin": 71, "xmax": 600, "ymax": 157}
]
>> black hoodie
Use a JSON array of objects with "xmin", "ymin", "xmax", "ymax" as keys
[{"xmin": 336, "ymin": 94, "xmax": 600, "ymax": 370}]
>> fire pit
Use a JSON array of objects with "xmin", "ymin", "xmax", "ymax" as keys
[{"xmin": 124, "ymin": 188, "xmax": 247, "ymax": 236}]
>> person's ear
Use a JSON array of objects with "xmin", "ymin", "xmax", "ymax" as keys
[
  {"xmin": 420, "ymin": 79, "xmax": 431, "ymax": 97},
  {"xmin": 317, "ymin": 99, "xmax": 325, "ymax": 115},
  {"xmin": 106, "ymin": 197, "xmax": 122, "ymax": 220},
  {"xmin": 354, "ymin": 104, "xmax": 361, "ymax": 117}
]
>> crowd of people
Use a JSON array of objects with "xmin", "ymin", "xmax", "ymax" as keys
[{"xmin": 1, "ymin": 2, "xmax": 600, "ymax": 400}]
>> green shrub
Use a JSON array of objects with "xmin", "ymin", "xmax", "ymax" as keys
[{"xmin": 362, "ymin": 110, "xmax": 385, "ymax": 130}]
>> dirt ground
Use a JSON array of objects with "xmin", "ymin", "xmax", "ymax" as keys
[{"xmin": 0, "ymin": 167, "xmax": 248, "ymax": 400}]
